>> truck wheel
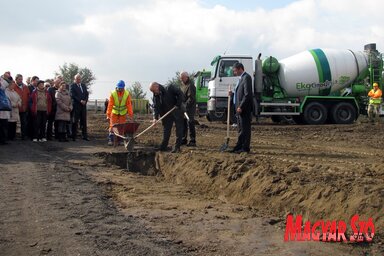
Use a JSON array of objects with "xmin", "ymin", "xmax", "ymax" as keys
[
  {"xmin": 303, "ymin": 102, "xmax": 327, "ymax": 124},
  {"xmin": 331, "ymin": 102, "xmax": 356, "ymax": 124}
]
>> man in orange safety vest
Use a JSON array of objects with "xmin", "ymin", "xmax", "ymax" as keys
[
  {"xmin": 106, "ymin": 80, "xmax": 133, "ymax": 145},
  {"xmin": 367, "ymin": 82, "xmax": 382, "ymax": 124}
]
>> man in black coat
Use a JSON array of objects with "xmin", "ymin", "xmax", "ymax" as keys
[
  {"xmin": 70, "ymin": 74, "xmax": 89, "ymax": 141},
  {"xmin": 230, "ymin": 62, "xmax": 253, "ymax": 153},
  {"xmin": 150, "ymin": 82, "xmax": 184, "ymax": 153}
]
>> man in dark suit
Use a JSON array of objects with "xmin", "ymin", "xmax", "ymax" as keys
[
  {"xmin": 70, "ymin": 74, "xmax": 89, "ymax": 141},
  {"xmin": 150, "ymin": 82, "xmax": 184, "ymax": 153},
  {"xmin": 230, "ymin": 62, "xmax": 253, "ymax": 153}
]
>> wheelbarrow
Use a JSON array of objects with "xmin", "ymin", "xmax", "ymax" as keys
[
  {"xmin": 116, "ymin": 106, "xmax": 177, "ymax": 151},
  {"xmin": 111, "ymin": 121, "xmax": 140, "ymax": 151}
]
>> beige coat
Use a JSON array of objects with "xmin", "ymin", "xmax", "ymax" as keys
[
  {"xmin": 55, "ymin": 89, "xmax": 72, "ymax": 121},
  {"xmin": 5, "ymin": 87, "xmax": 21, "ymax": 122}
]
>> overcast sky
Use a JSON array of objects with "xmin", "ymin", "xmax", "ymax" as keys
[{"xmin": 0, "ymin": 0, "xmax": 383, "ymax": 99}]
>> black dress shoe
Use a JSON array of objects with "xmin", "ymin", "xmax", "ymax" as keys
[
  {"xmin": 234, "ymin": 149, "xmax": 250, "ymax": 154},
  {"xmin": 171, "ymin": 148, "xmax": 181, "ymax": 153},
  {"xmin": 155, "ymin": 146, "xmax": 171, "ymax": 152},
  {"xmin": 187, "ymin": 141, "xmax": 196, "ymax": 147},
  {"xmin": 82, "ymin": 137, "xmax": 90, "ymax": 141},
  {"xmin": 230, "ymin": 147, "xmax": 241, "ymax": 153}
]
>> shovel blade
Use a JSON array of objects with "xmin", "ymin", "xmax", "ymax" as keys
[
  {"xmin": 220, "ymin": 137, "xmax": 230, "ymax": 152},
  {"xmin": 125, "ymin": 138, "xmax": 135, "ymax": 151}
]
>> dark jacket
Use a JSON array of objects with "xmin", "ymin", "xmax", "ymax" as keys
[
  {"xmin": 48, "ymin": 86, "xmax": 58, "ymax": 114},
  {"xmin": 70, "ymin": 83, "xmax": 88, "ymax": 107},
  {"xmin": 152, "ymin": 84, "xmax": 184, "ymax": 119},
  {"xmin": 235, "ymin": 72, "xmax": 253, "ymax": 113},
  {"xmin": 180, "ymin": 78, "xmax": 196, "ymax": 111}
]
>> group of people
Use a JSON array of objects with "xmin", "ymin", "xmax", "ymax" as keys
[
  {"xmin": 0, "ymin": 65, "xmax": 253, "ymax": 154},
  {"xmin": 148, "ymin": 71, "xmax": 197, "ymax": 153},
  {"xmin": 0, "ymin": 72, "xmax": 89, "ymax": 145},
  {"xmin": 147, "ymin": 64, "xmax": 253, "ymax": 154},
  {"xmin": 106, "ymin": 72, "xmax": 197, "ymax": 153}
]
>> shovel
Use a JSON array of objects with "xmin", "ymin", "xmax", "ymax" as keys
[
  {"xmin": 126, "ymin": 106, "xmax": 177, "ymax": 150},
  {"xmin": 220, "ymin": 86, "xmax": 231, "ymax": 152}
]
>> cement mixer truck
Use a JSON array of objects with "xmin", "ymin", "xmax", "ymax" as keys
[{"xmin": 206, "ymin": 43, "xmax": 383, "ymax": 124}]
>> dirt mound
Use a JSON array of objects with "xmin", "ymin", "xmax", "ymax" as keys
[{"xmin": 156, "ymin": 150, "xmax": 383, "ymax": 234}]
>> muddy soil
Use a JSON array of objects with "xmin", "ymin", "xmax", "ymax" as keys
[{"xmin": 0, "ymin": 113, "xmax": 382, "ymax": 255}]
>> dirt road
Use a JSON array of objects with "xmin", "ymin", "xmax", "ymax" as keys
[{"xmin": 0, "ymin": 113, "xmax": 382, "ymax": 255}]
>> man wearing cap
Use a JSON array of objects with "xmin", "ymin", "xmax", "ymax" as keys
[
  {"xmin": 367, "ymin": 82, "xmax": 382, "ymax": 124},
  {"xmin": 106, "ymin": 80, "xmax": 133, "ymax": 145},
  {"xmin": 70, "ymin": 74, "xmax": 89, "ymax": 141}
]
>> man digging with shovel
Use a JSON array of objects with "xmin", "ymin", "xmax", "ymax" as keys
[{"xmin": 149, "ymin": 82, "xmax": 185, "ymax": 153}]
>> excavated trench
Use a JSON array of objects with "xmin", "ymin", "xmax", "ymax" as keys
[{"xmin": 102, "ymin": 149, "xmax": 160, "ymax": 176}]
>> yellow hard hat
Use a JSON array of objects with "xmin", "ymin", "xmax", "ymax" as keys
[{"xmin": 373, "ymin": 82, "xmax": 379, "ymax": 87}]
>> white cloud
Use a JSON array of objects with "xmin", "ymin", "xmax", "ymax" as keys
[{"xmin": 0, "ymin": 0, "xmax": 383, "ymax": 99}]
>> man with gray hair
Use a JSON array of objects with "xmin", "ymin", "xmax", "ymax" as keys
[
  {"xmin": 70, "ymin": 74, "xmax": 89, "ymax": 141},
  {"xmin": 149, "ymin": 82, "xmax": 184, "ymax": 153},
  {"xmin": 180, "ymin": 71, "xmax": 196, "ymax": 146}
]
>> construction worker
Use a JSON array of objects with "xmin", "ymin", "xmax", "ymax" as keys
[
  {"xmin": 367, "ymin": 82, "xmax": 382, "ymax": 123},
  {"xmin": 106, "ymin": 80, "xmax": 133, "ymax": 145}
]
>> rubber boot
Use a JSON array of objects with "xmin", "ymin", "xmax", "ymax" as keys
[{"xmin": 108, "ymin": 133, "xmax": 114, "ymax": 146}]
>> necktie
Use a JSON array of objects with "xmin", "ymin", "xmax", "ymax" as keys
[
  {"xmin": 233, "ymin": 78, "xmax": 240, "ymax": 105},
  {"xmin": 78, "ymin": 84, "xmax": 83, "ymax": 94}
]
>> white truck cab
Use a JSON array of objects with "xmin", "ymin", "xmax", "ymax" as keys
[{"xmin": 207, "ymin": 55, "xmax": 253, "ymax": 121}]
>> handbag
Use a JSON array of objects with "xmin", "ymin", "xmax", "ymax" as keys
[{"xmin": 0, "ymin": 89, "xmax": 11, "ymax": 111}]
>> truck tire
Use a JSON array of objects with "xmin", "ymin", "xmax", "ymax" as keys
[
  {"xmin": 303, "ymin": 102, "xmax": 327, "ymax": 125},
  {"xmin": 330, "ymin": 102, "xmax": 356, "ymax": 124},
  {"xmin": 207, "ymin": 111, "xmax": 225, "ymax": 122}
]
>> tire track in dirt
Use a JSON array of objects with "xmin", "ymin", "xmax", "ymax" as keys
[{"xmin": 0, "ymin": 141, "xmax": 192, "ymax": 255}]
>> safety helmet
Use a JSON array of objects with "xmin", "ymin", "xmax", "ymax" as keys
[
  {"xmin": 116, "ymin": 80, "xmax": 125, "ymax": 89},
  {"xmin": 373, "ymin": 82, "xmax": 379, "ymax": 87}
]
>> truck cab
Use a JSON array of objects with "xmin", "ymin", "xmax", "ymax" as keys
[{"xmin": 207, "ymin": 55, "xmax": 253, "ymax": 121}]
